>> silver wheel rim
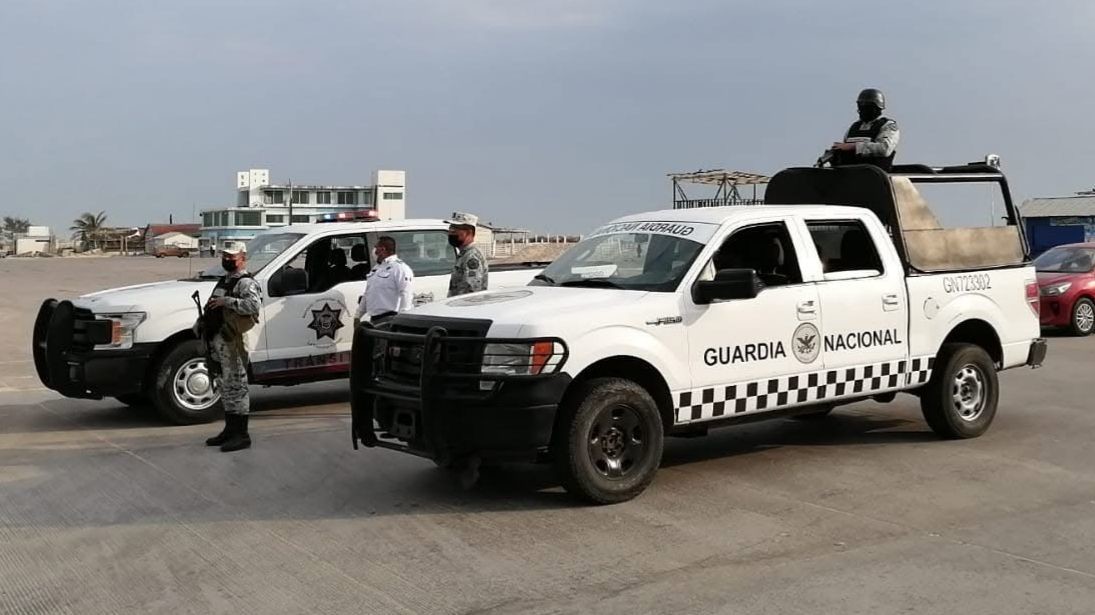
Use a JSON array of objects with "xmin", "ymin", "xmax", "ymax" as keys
[
  {"xmin": 173, "ymin": 358, "xmax": 219, "ymax": 411},
  {"xmin": 952, "ymin": 364, "xmax": 986, "ymax": 422},
  {"xmin": 1076, "ymin": 302, "xmax": 1094, "ymax": 333}
]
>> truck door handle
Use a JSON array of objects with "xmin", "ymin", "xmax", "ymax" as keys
[
  {"xmin": 797, "ymin": 300, "xmax": 817, "ymax": 316},
  {"xmin": 882, "ymin": 294, "xmax": 901, "ymax": 310}
]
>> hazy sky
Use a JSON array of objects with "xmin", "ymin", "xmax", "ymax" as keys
[{"xmin": 2, "ymin": 0, "xmax": 1093, "ymax": 235}]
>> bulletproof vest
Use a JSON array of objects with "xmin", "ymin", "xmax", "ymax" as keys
[
  {"xmin": 833, "ymin": 117, "xmax": 895, "ymax": 171},
  {"xmin": 203, "ymin": 273, "xmax": 253, "ymax": 342}
]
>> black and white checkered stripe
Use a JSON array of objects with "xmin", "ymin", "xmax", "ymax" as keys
[{"xmin": 675, "ymin": 356, "xmax": 935, "ymax": 424}]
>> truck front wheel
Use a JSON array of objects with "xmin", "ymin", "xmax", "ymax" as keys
[
  {"xmin": 151, "ymin": 339, "xmax": 221, "ymax": 425},
  {"xmin": 553, "ymin": 377, "xmax": 664, "ymax": 504},
  {"xmin": 920, "ymin": 343, "xmax": 998, "ymax": 439}
]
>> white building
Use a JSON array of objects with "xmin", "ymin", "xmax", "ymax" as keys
[
  {"xmin": 200, "ymin": 168, "xmax": 406, "ymax": 252},
  {"xmin": 15, "ymin": 226, "xmax": 52, "ymax": 255}
]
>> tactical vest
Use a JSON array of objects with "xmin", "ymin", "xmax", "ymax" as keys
[
  {"xmin": 833, "ymin": 117, "xmax": 895, "ymax": 171},
  {"xmin": 204, "ymin": 273, "xmax": 256, "ymax": 343}
]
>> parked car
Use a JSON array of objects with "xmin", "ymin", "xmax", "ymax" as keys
[
  {"xmin": 1036, "ymin": 243, "xmax": 1095, "ymax": 336},
  {"xmin": 154, "ymin": 246, "xmax": 194, "ymax": 258}
]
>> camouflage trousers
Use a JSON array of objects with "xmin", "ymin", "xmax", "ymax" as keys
[{"xmin": 210, "ymin": 334, "xmax": 250, "ymax": 416}]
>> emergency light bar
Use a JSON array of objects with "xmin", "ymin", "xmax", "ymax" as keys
[{"xmin": 316, "ymin": 209, "xmax": 380, "ymax": 223}]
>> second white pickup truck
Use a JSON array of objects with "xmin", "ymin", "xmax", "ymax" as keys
[
  {"xmin": 352, "ymin": 162, "xmax": 1047, "ymax": 503},
  {"xmin": 33, "ymin": 218, "xmax": 545, "ymax": 424}
]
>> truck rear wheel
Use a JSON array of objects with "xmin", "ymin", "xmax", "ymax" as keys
[
  {"xmin": 151, "ymin": 339, "xmax": 221, "ymax": 425},
  {"xmin": 553, "ymin": 377, "xmax": 664, "ymax": 504},
  {"xmin": 920, "ymin": 343, "xmax": 998, "ymax": 439}
]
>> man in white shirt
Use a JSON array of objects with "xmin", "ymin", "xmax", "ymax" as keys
[{"xmin": 354, "ymin": 236, "xmax": 414, "ymax": 325}]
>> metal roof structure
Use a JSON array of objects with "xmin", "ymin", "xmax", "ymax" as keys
[
  {"xmin": 668, "ymin": 169, "xmax": 770, "ymax": 209},
  {"xmin": 667, "ymin": 169, "xmax": 771, "ymax": 186},
  {"xmin": 1019, "ymin": 196, "xmax": 1095, "ymax": 218}
]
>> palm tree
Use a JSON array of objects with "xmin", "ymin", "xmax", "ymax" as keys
[{"xmin": 71, "ymin": 211, "xmax": 108, "ymax": 251}]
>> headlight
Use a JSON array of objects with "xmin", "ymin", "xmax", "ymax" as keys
[
  {"xmin": 1040, "ymin": 282, "xmax": 1072, "ymax": 297},
  {"xmin": 94, "ymin": 312, "xmax": 147, "ymax": 350},
  {"xmin": 481, "ymin": 340, "xmax": 566, "ymax": 377}
]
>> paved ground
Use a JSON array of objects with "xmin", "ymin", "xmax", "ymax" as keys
[{"xmin": 2, "ymin": 257, "xmax": 1095, "ymax": 614}]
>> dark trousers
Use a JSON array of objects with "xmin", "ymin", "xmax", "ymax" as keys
[{"xmin": 371, "ymin": 311, "xmax": 397, "ymax": 325}]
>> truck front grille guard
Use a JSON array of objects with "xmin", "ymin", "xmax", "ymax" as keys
[{"xmin": 349, "ymin": 322, "xmax": 568, "ymax": 456}]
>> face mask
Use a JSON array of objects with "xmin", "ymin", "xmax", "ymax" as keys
[
  {"xmin": 222, "ymin": 258, "xmax": 238, "ymax": 272},
  {"xmin": 375, "ymin": 251, "xmax": 386, "ymax": 264},
  {"xmin": 447, "ymin": 234, "xmax": 462, "ymax": 248},
  {"xmin": 857, "ymin": 104, "xmax": 881, "ymax": 122}
]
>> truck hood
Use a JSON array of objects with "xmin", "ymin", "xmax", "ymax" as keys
[
  {"xmin": 407, "ymin": 285, "xmax": 665, "ymax": 335},
  {"xmin": 76, "ymin": 278, "xmax": 219, "ymax": 313}
]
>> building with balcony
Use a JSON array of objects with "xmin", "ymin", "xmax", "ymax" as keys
[{"xmin": 199, "ymin": 168, "xmax": 406, "ymax": 252}]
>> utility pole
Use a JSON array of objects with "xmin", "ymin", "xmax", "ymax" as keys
[{"xmin": 287, "ymin": 177, "xmax": 293, "ymax": 226}]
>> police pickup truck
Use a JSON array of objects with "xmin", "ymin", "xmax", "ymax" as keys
[
  {"xmin": 351, "ymin": 163, "xmax": 1047, "ymax": 504},
  {"xmin": 33, "ymin": 216, "xmax": 545, "ymax": 424}
]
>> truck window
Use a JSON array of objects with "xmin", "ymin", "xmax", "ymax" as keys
[
  {"xmin": 806, "ymin": 220, "xmax": 883, "ymax": 277},
  {"xmin": 371, "ymin": 230, "xmax": 455, "ymax": 277},
  {"xmin": 705, "ymin": 222, "xmax": 802, "ymax": 287},
  {"xmin": 532, "ymin": 232, "xmax": 706, "ymax": 292},
  {"xmin": 278, "ymin": 233, "xmax": 369, "ymax": 294}
]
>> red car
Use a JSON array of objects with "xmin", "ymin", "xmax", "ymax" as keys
[{"xmin": 1036, "ymin": 243, "xmax": 1095, "ymax": 336}]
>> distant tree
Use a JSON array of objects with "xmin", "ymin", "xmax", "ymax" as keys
[
  {"xmin": 70, "ymin": 211, "xmax": 108, "ymax": 250},
  {"xmin": 2, "ymin": 216, "xmax": 30, "ymax": 234}
]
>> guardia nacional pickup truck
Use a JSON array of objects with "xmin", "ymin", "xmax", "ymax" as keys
[
  {"xmin": 352, "ymin": 163, "xmax": 1047, "ymax": 504},
  {"xmin": 33, "ymin": 214, "xmax": 545, "ymax": 424}
]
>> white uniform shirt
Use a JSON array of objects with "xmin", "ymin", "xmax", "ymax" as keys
[{"xmin": 355, "ymin": 255, "xmax": 414, "ymax": 320}]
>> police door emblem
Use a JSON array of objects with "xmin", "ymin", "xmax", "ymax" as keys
[
  {"xmin": 792, "ymin": 323, "xmax": 820, "ymax": 364},
  {"xmin": 307, "ymin": 302, "xmax": 344, "ymax": 341}
]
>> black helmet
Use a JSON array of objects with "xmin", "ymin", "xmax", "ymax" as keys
[{"xmin": 856, "ymin": 88, "xmax": 886, "ymax": 110}]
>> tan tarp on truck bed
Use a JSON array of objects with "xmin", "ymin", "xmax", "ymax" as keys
[{"xmin": 892, "ymin": 177, "xmax": 1025, "ymax": 272}]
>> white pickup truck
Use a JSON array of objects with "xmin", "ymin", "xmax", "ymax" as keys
[
  {"xmin": 352, "ymin": 163, "xmax": 1047, "ymax": 504},
  {"xmin": 33, "ymin": 218, "xmax": 545, "ymax": 424}
]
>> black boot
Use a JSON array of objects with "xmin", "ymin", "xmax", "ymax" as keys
[
  {"xmin": 205, "ymin": 413, "xmax": 233, "ymax": 446},
  {"xmin": 220, "ymin": 414, "xmax": 251, "ymax": 452}
]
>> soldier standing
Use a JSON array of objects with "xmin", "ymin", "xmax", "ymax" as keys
[
  {"xmin": 202, "ymin": 244, "xmax": 262, "ymax": 452},
  {"xmin": 445, "ymin": 212, "xmax": 488, "ymax": 297},
  {"xmin": 829, "ymin": 88, "xmax": 900, "ymax": 171}
]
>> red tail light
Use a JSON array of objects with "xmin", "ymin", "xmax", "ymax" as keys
[{"xmin": 1026, "ymin": 281, "xmax": 1040, "ymax": 318}]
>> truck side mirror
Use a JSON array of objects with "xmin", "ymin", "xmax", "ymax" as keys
[
  {"xmin": 692, "ymin": 268, "xmax": 762, "ymax": 304},
  {"xmin": 268, "ymin": 267, "xmax": 309, "ymax": 297}
]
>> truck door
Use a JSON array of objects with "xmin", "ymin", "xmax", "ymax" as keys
[
  {"xmin": 681, "ymin": 220, "xmax": 822, "ymax": 424},
  {"xmin": 255, "ymin": 232, "xmax": 369, "ymax": 381},
  {"xmin": 802, "ymin": 217, "xmax": 910, "ymax": 395}
]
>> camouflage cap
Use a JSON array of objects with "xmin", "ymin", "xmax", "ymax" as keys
[{"xmin": 445, "ymin": 212, "xmax": 478, "ymax": 228}]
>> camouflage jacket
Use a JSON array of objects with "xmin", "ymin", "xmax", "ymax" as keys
[{"xmin": 448, "ymin": 245, "xmax": 488, "ymax": 297}]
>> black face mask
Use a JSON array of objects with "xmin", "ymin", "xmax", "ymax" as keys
[
  {"xmin": 857, "ymin": 103, "xmax": 882, "ymax": 123},
  {"xmin": 447, "ymin": 234, "xmax": 462, "ymax": 248},
  {"xmin": 222, "ymin": 258, "xmax": 238, "ymax": 272}
]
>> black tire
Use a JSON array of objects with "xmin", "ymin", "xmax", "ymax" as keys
[
  {"xmin": 113, "ymin": 393, "xmax": 151, "ymax": 408},
  {"xmin": 150, "ymin": 339, "xmax": 222, "ymax": 425},
  {"xmin": 792, "ymin": 403, "xmax": 834, "ymax": 420},
  {"xmin": 1068, "ymin": 297, "xmax": 1095, "ymax": 337},
  {"xmin": 920, "ymin": 343, "xmax": 998, "ymax": 439},
  {"xmin": 553, "ymin": 377, "xmax": 664, "ymax": 504}
]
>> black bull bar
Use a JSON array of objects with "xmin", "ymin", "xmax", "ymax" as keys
[{"xmin": 349, "ymin": 322, "xmax": 568, "ymax": 460}]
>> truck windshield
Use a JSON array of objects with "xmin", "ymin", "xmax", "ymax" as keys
[
  {"xmin": 196, "ymin": 233, "xmax": 306, "ymax": 279},
  {"xmin": 1034, "ymin": 246, "xmax": 1095, "ymax": 273},
  {"xmin": 530, "ymin": 232, "xmax": 705, "ymax": 292}
]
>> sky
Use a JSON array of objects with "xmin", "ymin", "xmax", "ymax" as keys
[{"xmin": 2, "ymin": 0, "xmax": 1094, "ymax": 235}]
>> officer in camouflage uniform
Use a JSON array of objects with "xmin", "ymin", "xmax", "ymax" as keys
[
  {"xmin": 829, "ymin": 88, "xmax": 900, "ymax": 171},
  {"xmin": 202, "ymin": 244, "xmax": 262, "ymax": 452},
  {"xmin": 445, "ymin": 212, "xmax": 489, "ymax": 297}
]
